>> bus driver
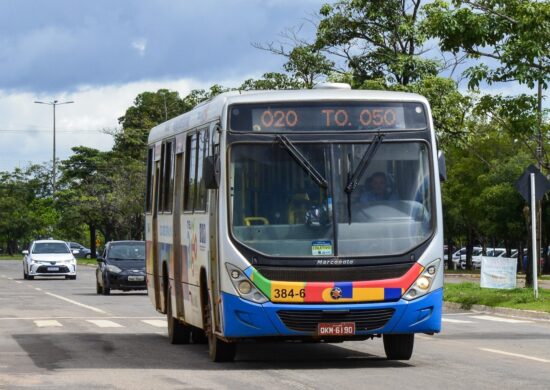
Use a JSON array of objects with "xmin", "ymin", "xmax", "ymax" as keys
[{"xmin": 360, "ymin": 172, "xmax": 398, "ymax": 202}]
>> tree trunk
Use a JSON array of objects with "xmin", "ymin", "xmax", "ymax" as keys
[
  {"xmin": 446, "ymin": 237, "xmax": 453, "ymax": 270},
  {"xmin": 466, "ymin": 229, "xmax": 473, "ymax": 270},
  {"xmin": 89, "ymin": 224, "xmax": 97, "ymax": 258}
]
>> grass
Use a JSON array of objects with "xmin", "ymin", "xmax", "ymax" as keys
[
  {"xmin": 77, "ymin": 258, "xmax": 98, "ymax": 266},
  {"xmin": 445, "ymin": 282, "xmax": 550, "ymax": 313},
  {"xmin": 0, "ymin": 255, "xmax": 20, "ymax": 261}
]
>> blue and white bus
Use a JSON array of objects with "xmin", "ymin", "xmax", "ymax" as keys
[{"xmin": 145, "ymin": 83, "xmax": 445, "ymax": 362}]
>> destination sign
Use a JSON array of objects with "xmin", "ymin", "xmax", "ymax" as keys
[{"xmin": 229, "ymin": 102, "xmax": 427, "ymax": 132}]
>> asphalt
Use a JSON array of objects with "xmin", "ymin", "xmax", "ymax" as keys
[{"xmin": 1, "ymin": 260, "xmax": 550, "ymax": 389}]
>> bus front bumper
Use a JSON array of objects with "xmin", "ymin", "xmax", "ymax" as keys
[{"xmin": 221, "ymin": 288, "xmax": 442, "ymax": 339}]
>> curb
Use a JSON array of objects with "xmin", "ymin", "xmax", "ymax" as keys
[{"xmin": 444, "ymin": 301, "xmax": 550, "ymax": 321}]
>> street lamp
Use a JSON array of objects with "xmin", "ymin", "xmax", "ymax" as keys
[{"xmin": 34, "ymin": 100, "xmax": 74, "ymax": 196}]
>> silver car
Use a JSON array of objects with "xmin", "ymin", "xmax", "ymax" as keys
[{"xmin": 23, "ymin": 240, "xmax": 78, "ymax": 280}]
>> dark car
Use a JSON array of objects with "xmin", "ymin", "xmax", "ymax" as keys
[
  {"xmin": 96, "ymin": 241, "xmax": 146, "ymax": 295},
  {"xmin": 68, "ymin": 242, "xmax": 91, "ymax": 259}
]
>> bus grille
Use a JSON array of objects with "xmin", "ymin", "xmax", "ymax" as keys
[
  {"xmin": 277, "ymin": 308, "xmax": 395, "ymax": 333},
  {"xmin": 255, "ymin": 263, "xmax": 412, "ymax": 282}
]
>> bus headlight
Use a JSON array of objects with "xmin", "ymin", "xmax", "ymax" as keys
[
  {"xmin": 403, "ymin": 259, "xmax": 441, "ymax": 301},
  {"xmin": 225, "ymin": 263, "xmax": 268, "ymax": 304}
]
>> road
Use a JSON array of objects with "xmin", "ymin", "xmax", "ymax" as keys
[{"xmin": 1, "ymin": 260, "xmax": 549, "ymax": 389}]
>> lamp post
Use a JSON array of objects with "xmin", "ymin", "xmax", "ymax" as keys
[{"xmin": 34, "ymin": 100, "xmax": 74, "ymax": 196}]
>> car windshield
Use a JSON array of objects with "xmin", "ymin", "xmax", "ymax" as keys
[
  {"xmin": 230, "ymin": 141, "xmax": 433, "ymax": 258},
  {"xmin": 108, "ymin": 243, "xmax": 145, "ymax": 260},
  {"xmin": 32, "ymin": 242, "xmax": 70, "ymax": 254}
]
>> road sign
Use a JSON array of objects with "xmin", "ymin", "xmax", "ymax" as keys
[
  {"xmin": 515, "ymin": 165, "xmax": 550, "ymax": 299},
  {"xmin": 514, "ymin": 164, "xmax": 550, "ymax": 202}
]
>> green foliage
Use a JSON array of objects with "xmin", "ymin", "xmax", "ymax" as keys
[
  {"xmin": 239, "ymin": 72, "xmax": 304, "ymax": 90},
  {"xmin": 283, "ymin": 45, "xmax": 334, "ymax": 88},
  {"xmin": 424, "ymin": 0, "xmax": 550, "ymax": 89},
  {"xmin": 317, "ymin": 0, "xmax": 440, "ymax": 85}
]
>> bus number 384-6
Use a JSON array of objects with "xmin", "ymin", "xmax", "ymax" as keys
[{"xmin": 273, "ymin": 288, "xmax": 306, "ymax": 299}]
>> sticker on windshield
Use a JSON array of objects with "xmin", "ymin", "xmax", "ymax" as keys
[{"xmin": 312, "ymin": 240, "xmax": 333, "ymax": 256}]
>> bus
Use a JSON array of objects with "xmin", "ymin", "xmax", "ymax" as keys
[{"xmin": 145, "ymin": 83, "xmax": 445, "ymax": 362}]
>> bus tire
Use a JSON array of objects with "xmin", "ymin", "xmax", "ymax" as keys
[
  {"xmin": 383, "ymin": 334, "xmax": 414, "ymax": 360},
  {"xmin": 204, "ymin": 291, "xmax": 236, "ymax": 362},
  {"xmin": 167, "ymin": 287, "xmax": 191, "ymax": 344}
]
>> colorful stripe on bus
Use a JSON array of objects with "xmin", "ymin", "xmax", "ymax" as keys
[{"xmin": 244, "ymin": 263, "xmax": 423, "ymax": 303}]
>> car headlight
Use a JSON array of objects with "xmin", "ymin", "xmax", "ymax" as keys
[
  {"xmin": 106, "ymin": 264, "xmax": 122, "ymax": 273},
  {"xmin": 403, "ymin": 259, "xmax": 441, "ymax": 301},
  {"xmin": 225, "ymin": 263, "xmax": 268, "ymax": 304}
]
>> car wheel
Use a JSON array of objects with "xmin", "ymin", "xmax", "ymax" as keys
[
  {"xmin": 102, "ymin": 285, "xmax": 111, "ymax": 295},
  {"xmin": 383, "ymin": 334, "xmax": 414, "ymax": 360},
  {"xmin": 27, "ymin": 275, "xmax": 34, "ymax": 280}
]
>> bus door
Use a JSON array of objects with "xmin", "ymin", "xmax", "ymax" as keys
[
  {"xmin": 152, "ymin": 145, "xmax": 162, "ymax": 311},
  {"xmin": 173, "ymin": 145, "xmax": 185, "ymax": 319},
  {"xmin": 208, "ymin": 123, "xmax": 222, "ymax": 332}
]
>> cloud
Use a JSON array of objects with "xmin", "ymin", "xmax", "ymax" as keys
[
  {"xmin": 131, "ymin": 39, "xmax": 147, "ymax": 56},
  {"xmin": 0, "ymin": 75, "xmax": 247, "ymax": 172},
  {"xmin": 0, "ymin": 0, "xmax": 325, "ymax": 93}
]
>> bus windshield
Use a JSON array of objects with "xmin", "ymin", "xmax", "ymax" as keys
[{"xmin": 229, "ymin": 141, "xmax": 433, "ymax": 258}]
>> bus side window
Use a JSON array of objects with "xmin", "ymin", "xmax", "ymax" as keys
[
  {"xmin": 162, "ymin": 140, "xmax": 174, "ymax": 213},
  {"xmin": 145, "ymin": 147, "xmax": 153, "ymax": 213},
  {"xmin": 183, "ymin": 133, "xmax": 197, "ymax": 211},
  {"xmin": 158, "ymin": 143, "xmax": 166, "ymax": 212},
  {"xmin": 195, "ymin": 128, "xmax": 209, "ymax": 211}
]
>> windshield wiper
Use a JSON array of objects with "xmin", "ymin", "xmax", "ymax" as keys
[
  {"xmin": 344, "ymin": 132, "xmax": 385, "ymax": 223},
  {"xmin": 276, "ymin": 135, "xmax": 328, "ymax": 188}
]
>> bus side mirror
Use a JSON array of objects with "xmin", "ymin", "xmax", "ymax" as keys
[
  {"xmin": 204, "ymin": 155, "xmax": 220, "ymax": 189},
  {"xmin": 438, "ymin": 150, "xmax": 447, "ymax": 182}
]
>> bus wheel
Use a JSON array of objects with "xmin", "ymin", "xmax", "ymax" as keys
[
  {"xmin": 383, "ymin": 334, "xmax": 414, "ymax": 360},
  {"xmin": 204, "ymin": 293, "xmax": 236, "ymax": 362},
  {"xmin": 166, "ymin": 287, "xmax": 191, "ymax": 344}
]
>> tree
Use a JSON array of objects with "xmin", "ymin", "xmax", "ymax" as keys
[
  {"xmin": 316, "ymin": 0, "xmax": 441, "ymax": 86},
  {"xmin": 424, "ymin": 0, "xmax": 550, "ymax": 89},
  {"xmin": 239, "ymin": 72, "xmax": 304, "ymax": 90}
]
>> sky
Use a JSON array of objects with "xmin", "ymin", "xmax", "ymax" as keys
[
  {"xmin": 0, "ymin": 1, "xmax": 543, "ymax": 173},
  {"xmin": 0, "ymin": 0, "xmax": 325, "ymax": 171}
]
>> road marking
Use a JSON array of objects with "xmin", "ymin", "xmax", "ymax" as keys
[
  {"xmin": 34, "ymin": 320, "xmax": 62, "ymax": 328},
  {"xmin": 480, "ymin": 348, "xmax": 550, "ymax": 364},
  {"xmin": 142, "ymin": 319, "xmax": 167, "ymax": 328},
  {"xmin": 87, "ymin": 320, "xmax": 123, "ymax": 328},
  {"xmin": 471, "ymin": 315, "xmax": 533, "ymax": 324},
  {"xmin": 44, "ymin": 292, "xmax": 107, "ymax": 314},
  {"xmin": 442, "ymin": 318, "xmax": 474, "ymax": 324},
  {"xmin": 0, "ymin": 316, "xmax": 162, "ymax": 321},
  {"xmin": 34, "ymin": 288, "xmax": 42, "ymax": 291},
  {"xmin": 15, "ymin": 281, "xmax": 22, "ymax": 284}
]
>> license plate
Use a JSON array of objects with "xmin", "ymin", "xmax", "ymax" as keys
[
  {"xmin": 47, "ymin": 267, "xmax": 59, "ymax": 271},
  {"xmin": 318, "ymin": 322, "xmax": 355, "ymax": 336},
  {"xmin": 128, "ymin": 275, "xmax": 145, "ymax": 281}
]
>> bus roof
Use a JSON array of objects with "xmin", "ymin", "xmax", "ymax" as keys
[{"xmin": 148, "ymin": 89, "xmax": 429, "ymax": 144}]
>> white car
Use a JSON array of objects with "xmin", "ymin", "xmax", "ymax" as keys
[{"xmin": 22, "ymin": 240, "xmax": 78, "ymax": 280}]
